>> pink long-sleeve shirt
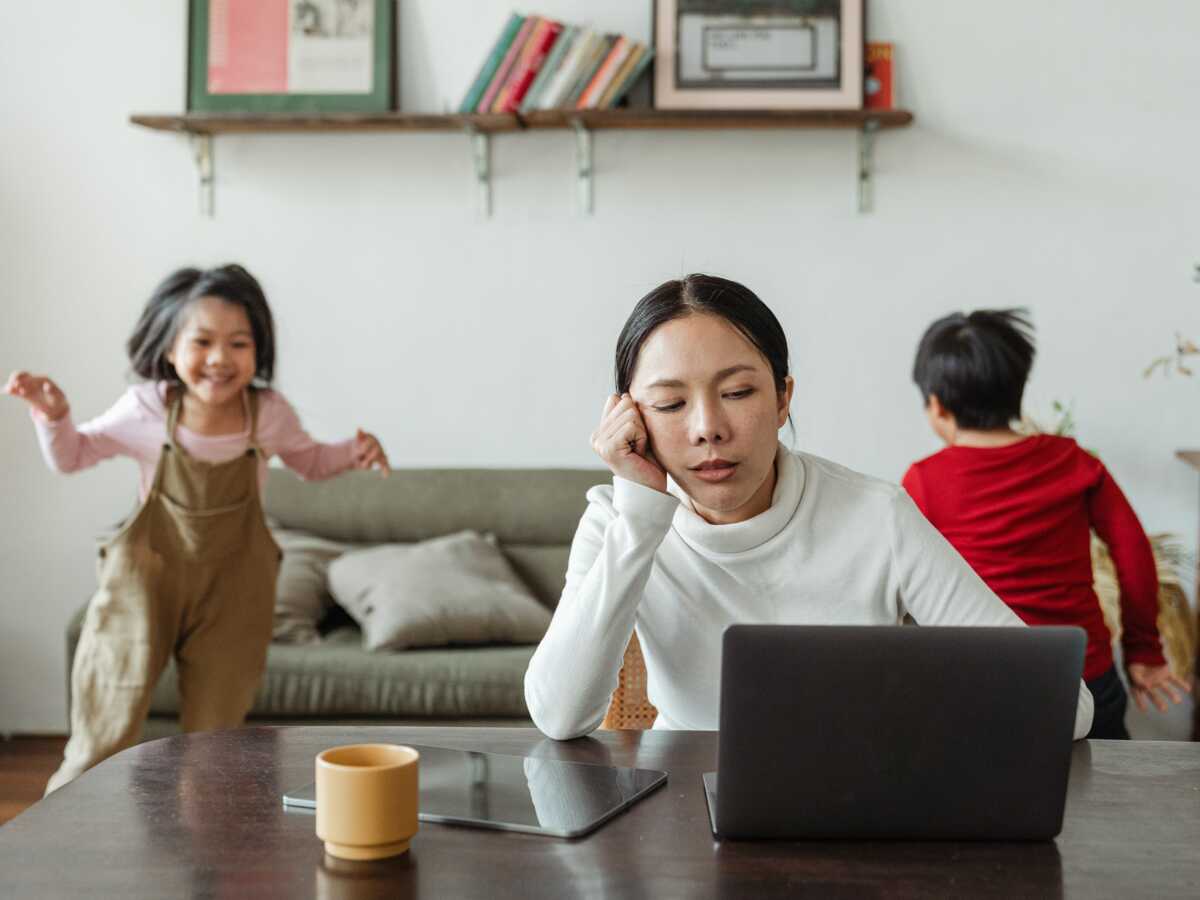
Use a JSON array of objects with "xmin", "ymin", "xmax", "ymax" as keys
[{"xmin": 33, "ymin": 382, "xmax": 356, "ymax": 499}]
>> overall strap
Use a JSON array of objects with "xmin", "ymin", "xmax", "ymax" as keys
[
  {"xmin": 246, "ymin": 388, "xmax": 262, "ymax": 451},
  {"xmin": 164, "ymin": 385, "xmax": 184, "ymax": 447},
  {"xmin": 245, "ymin": 388, "xmax": 269, "ymax": 505},
  {"xmin": 149, "ymin": 385, "xmax": 185, "ymax": 498}
]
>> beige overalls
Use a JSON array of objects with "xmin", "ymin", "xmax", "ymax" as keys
[{"xmin": 46, "ymin": 389, "xmax": 281, "ymax": 794}]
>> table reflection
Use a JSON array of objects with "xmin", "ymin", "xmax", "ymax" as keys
[
  {"xmin": 316, "ymin": 852, "xmax": 417, "ymax": 900},
  {"xmin": 413, "ymin": 740, "xmax": 663, "ymax": 837}
]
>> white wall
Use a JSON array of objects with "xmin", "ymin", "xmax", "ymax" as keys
[{"xmin": 1, "ymin": 1, "xmax": 1197, "ymax": 736}]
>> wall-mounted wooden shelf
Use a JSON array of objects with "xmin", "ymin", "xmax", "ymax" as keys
[
  {"xmin": 130, "ymin": 108, "xmax": 914, "ymax": 216},
  {"xmin": 130, "ymin": 112, "xmax": 523, "ymax": 135}
]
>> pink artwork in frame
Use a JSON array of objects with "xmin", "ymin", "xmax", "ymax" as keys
[{"xmin": 207, "ymin": 0, "xmax": 290, "ymax": 94}]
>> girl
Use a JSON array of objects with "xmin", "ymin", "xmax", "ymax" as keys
[
  {"xmin": 6, "ymin": 264, "xmax": 390, "ymax": 793},
  {"xmin": 524, "ymin": 274, "xmax": 1095, "ymax": 741}
]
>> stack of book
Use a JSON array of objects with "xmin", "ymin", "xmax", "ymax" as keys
[{"xmin": 458, "ymin": 13, "xmax": 654, "ymax": 115}]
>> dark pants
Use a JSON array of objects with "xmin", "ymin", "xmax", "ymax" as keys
[{"xmin": 1085, "ymin": 666, "xmax": 1130, "ymax": 740}]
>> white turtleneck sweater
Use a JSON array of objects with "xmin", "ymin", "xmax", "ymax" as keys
[{"xmin": 525, "ymin": 445, "xmax": 1094, "ymax": 741}]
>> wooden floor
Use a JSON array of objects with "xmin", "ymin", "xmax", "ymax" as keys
[{"xmin": 0, "ymin": 736, "xmax": 65, "ymax": 825}]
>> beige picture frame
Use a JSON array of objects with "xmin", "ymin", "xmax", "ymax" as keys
[{"xmin": 653, "ymin": 0, "xmax": 863, "ymax": 110}]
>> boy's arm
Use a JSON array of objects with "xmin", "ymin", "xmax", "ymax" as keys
[
  {"xmin": 261, "ymin": 392, "xmax": 356, "ymax": 481},
  {"xmin": 1087, "ymin": 467, "xmax": 1165, "ymax": 668}
]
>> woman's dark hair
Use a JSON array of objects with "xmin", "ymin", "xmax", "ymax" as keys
[
  {"xmin": 615, "ymin": 274, "xmax": 791, "ymax": 396},
  {"xmin": 912, "ymin": 308, "xmax": 1035, "ymax": 430},
  {"xmin": 127, "ymin": 264, "xmax": 276, "ymax": 385}
]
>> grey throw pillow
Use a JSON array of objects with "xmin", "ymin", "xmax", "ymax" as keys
[
  {"xmin": 271, "ymin": 526, "xmax": 355, "ymax": 645},
  {"xmin": 328, "ymin": 531, "xmax": 553, "ymax": 652}
]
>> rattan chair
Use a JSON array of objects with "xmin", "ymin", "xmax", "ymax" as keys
[
  {"xmin": 1092, "ymin": 534, "xmax": 1197, "ymax": 682},
  {"xmin": 601, "ymin": 631, "xmax": 658, "ymax": 730}
]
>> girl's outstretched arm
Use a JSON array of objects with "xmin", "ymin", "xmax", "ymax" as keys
[
  {"xmin": 259, "ymin": 390, "xmax": 360, "ymax": 480},
  {"xmin": 6, "ymin": 371, "xmax": 130, "ymax": 473},
  {"xmin": 351, "ymin": 428, "xmax": 390, "ymax": 475},
  {"xmin": 5, "ymin": 371, "xmax": 69, "ymax": 422}
]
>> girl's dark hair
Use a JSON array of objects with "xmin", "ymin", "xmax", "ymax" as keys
[
  {"xmin": 912, "ymin": 308, "xmax": 1035, "ymax": 430},
  {"xmin": 615, "ymin": 274, "xmax": 791, "ymax": 395},
  {"xmin": 127, "ymin": 264, "xmax": 276, "ymax": 385}
]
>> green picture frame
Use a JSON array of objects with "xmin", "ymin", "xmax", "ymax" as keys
[{"xmin": 187, "ymin": 0, "xmax": 396, "ymax": 113}]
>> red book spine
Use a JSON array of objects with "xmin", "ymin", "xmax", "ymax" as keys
[
  {"xmin": 495, "ymin": 20, "xmax": 563, "ymax": 114},
  {"xmin": 477, "ymin": 16, "xmax": 536, "ymax": 114},
  {"xmin": 864, "ymin": 42, "xmax": 894, "ymax": 110}
]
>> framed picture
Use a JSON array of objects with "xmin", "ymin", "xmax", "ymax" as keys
[
  {"xmin": 188, "ymin": 0, "xmax": 396, "ymax": 113},
  {"xmin": 653, "ymin": 0, "xmax": 863, "ymax": 110}
]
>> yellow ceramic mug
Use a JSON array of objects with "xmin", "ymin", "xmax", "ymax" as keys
[{"xmin": 316, "ymin": 744, "xmax": 420, "ymax": 861}]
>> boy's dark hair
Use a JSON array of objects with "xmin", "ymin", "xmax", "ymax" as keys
[
  {"xmin": 912, "ymin": 308, "xmax": 1035, "ymax": 430},
  {"xmin": 615, "ymin": 274, "xmax": 790, "ymax": 395},
  {"xmin": 127, "ymin": 264, "xmax": 276, "ymax": 385}
]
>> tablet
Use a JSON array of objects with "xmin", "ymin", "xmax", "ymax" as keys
[{"xmin": 283, "ymin": 743, "xmax": 668, "ymax": 839}]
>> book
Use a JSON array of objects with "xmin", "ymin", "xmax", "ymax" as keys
[
  {"xmin": 596, "ymin": 42, "xmax": 642, "ymax": 109},
  {"xmin": 520, "ymin": 25, "xmax": 577, "ymax": 113},
  {"xmin": 603, "ymin": 46, "xmax": 654, "ymax": 109},
  {"xmin": 493, "ymin": 18, "xmax": 564, "ymax": 114},
  {"xmin": 476, "ymin": 15, "xmax": 536, "ymax": 114},
  {"xmin": 491, "ymin": 17, "xmax": 546, "ymax": 113},
  {"xmin": 563, "ymin": 34, "xmax": 616, "ymax": 109},
  {"xmin": 864, "ymin": 42, "xmax": 894, "ymax": 110},
  {"xmin": 576, "ymin": 36, "xmax": 632, "ymax": 110},
  {"xmin": 537, "ymin": 28, "xmax": 598, "ymax": 110},
  {"xmin": 458, "ymin": 13, "xmax": 524, "ymax": 114}
]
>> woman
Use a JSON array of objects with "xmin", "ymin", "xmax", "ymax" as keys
[{"xmin": 524, "ymin": 274, "xmax": 1093, "ymax": 740}]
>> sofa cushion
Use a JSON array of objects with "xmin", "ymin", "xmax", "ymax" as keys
[
  {"xmin": 328, "ymin": 532, "xmax": 552, "ymax": 651},
  {"xmin": 501, "ymin": 545, "xmax": 571, "ymax": 609},
  {"xmin": 272, "ymin": 527, "xmax": 357, "ymax": 645},
  {"xmin": 264, "ymin": 468, "xmax": 609, "ymax": 600}
]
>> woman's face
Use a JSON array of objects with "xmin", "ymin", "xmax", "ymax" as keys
[{"xmin": 629, "ymin": 313, "xmax": 793, "ymax": 525}]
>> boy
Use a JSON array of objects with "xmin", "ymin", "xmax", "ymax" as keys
[{"xmin": 902, "ymin": 308, "xmax": 1189, "ymax": 738}]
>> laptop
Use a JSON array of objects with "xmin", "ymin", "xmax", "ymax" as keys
[{"xmin": 703, "ymin": 625, "xmax": 1085, "ymax": 841}]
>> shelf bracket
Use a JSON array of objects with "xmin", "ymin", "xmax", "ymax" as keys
[
  {"xmin": 465, "ymin": 125, "xmax": 492, "ymax": 218},
  {"xmin": 572, "ymin": 119, "xmax": 594, "ymax": 215},
  {"xmin": 190, "ymin": 133, "xmax": 214, "ymax": 217},
  {"xmin": 857, "ymin": 118, "xmax": 880, "ymax": 214}
]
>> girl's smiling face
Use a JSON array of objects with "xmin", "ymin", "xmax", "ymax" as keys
[
  {"xmin": 630, "ymin": 313, "xmax": 793, "ymax": 525},
  {"xmin": 166, "ymin": 296, "xmax": 258, "ymax": 409}
]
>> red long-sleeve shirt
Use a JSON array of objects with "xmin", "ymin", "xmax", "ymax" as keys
[{"xmin": 902, "ymin": 435, "xmax": 1163, "ymax": 681}]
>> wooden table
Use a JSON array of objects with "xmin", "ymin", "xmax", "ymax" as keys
[{"xmin": 2, "ymin": 727, "xmax": 1198, "ymax": 899}]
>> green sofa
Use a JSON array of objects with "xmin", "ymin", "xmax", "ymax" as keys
[{"xmin": 66, "ymin": 467, "xmax": 609, "ymax": 738}]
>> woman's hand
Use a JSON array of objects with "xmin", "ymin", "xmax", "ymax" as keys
[
  {"xmin": 590, "ymin": 393, "xmax": 667, "ymax": 493},
  {"xmin": 5, "ymin": 371, "xmax": 70, "ymax": 422},
  {"xmin": 1126, "ymin": 662, "xmax": 1192, "ymax": 713},
  {"xmin": 353, "ymin": 429, "xmax": 390, "ymax": 476}
]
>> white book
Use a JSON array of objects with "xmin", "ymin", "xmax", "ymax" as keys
[{"xmin": 538, "ymin": 29, "xmax": 598, "ymax": 110}]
